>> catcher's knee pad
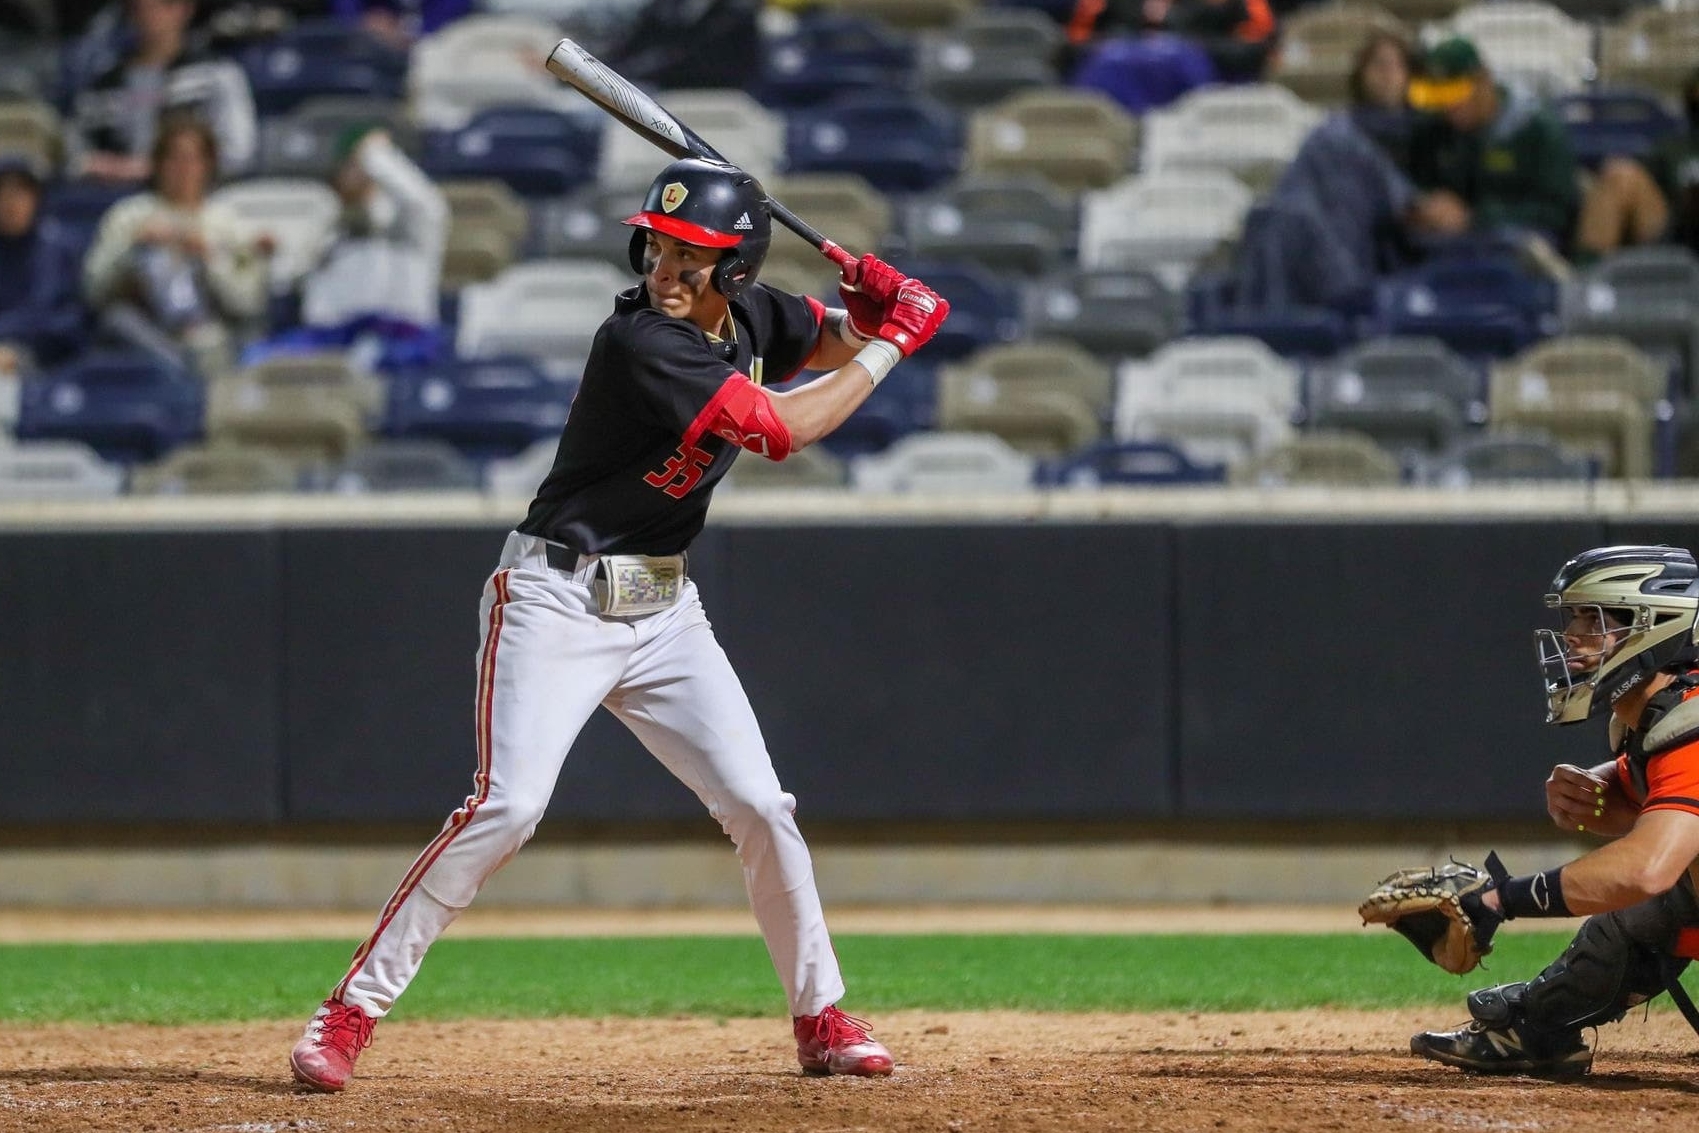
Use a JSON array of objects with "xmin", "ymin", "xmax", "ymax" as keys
[{"xmin": 1519, "ymin": 908, "xmax": 1674, "ymax": 1032}]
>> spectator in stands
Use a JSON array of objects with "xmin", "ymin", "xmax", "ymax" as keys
[
  {"xmin": 1572, "ymin": 66, "xmax": 1699, "ymax": 262},
  {"xmin": 328, "ymin": 0, "xmax": 471, "ymax": 50},
  {"xmin": 1404, "ymin": 37, "xmax": 1580, "ymax": 250},
  {"xmin": 1069, "ymin": 0, "xmax": 1276, "ymax": 83},
  {"xmin": 68, "ymin": 0, "xmax": 258, "ymax": 182},
  {"xmin": 0, "ymin": 151, "xmax": 86, "ymax": 373},
  {"xmin": 295, "ymin": 125, "xmax": 446, "ymax": 344},
  {"xmin": 82, "ymin": 114, "xmax": 270, "ymax": 376},
  {"xmin": 1227, "ymin": 30, "xmax": 1419, "ymax": 309}
]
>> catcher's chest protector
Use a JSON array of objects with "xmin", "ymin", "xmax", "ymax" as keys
[{"xmin": 1620, "ymin": 671, "xmax": 1699, "ymax": 801}]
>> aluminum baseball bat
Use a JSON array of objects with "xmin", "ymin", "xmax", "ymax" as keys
[{"xmin": 543, "ymin": 37, "xmax": 857, "ymax": 273}]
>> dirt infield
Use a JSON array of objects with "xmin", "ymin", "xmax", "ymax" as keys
[
  {"xmin": 6, "ymin": 910, "xmax": 1699, "ymax": 1131},
  {"xmin": 6, "ymin": 1010, "xmax": 1699, "ymax": 1133}
]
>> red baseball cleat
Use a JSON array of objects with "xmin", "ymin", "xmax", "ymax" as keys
[
  {"xmin": 794, "ymin": 1005, "xmax": 895, "ymax": 1077},
  {"xmin": 290, "ymin": 997, "xmax": 377, "ymax": 1092}
]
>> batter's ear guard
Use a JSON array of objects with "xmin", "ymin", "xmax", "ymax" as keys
[{"xmin": 627, "ymin": 230, "xmax": 769, "ymax": 301}]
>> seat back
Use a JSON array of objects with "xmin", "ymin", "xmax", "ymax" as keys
[
  {"xmin": 1599, "ymin": 9, "xmax": 1699, "ymax": 100},
  {"xmin": 1272, "ymin": 3, "xmax": 1411, "ymax": 105},
  {"xmin": 1554, "ymin": 90, "xmax": 1683, "ymax": 167},
  {"xmin": 0, "ymin": 440, "xmax": 122, "ymax": 499},
  {"xmin": 409, "ymin": 15, "xmax": 582, "ymax": 129},
  {"xmin": 849, "ymin": 431, "xmax": 1038, "ymax": 492},
  {"xmin": 758, "ymin": 10, "xmax": 916, "ymax": 108},
  {"xmin": 905, "ymin": 173, "xmax": 1076, "ymax": 276},
  {"xmin": 456, "ymin": 259, "xmax": 626, "ymax": 367},
  {"xmin": 917, "ymin": 8, "xmax": 1063, "ymax": 107},
  {"xmin": 599, "ymin": 89, "xmax": 782, "ymax": 192},
  {"xmin": 1025, "ymin": 268, "xmax": 1180, "ymax": 360},
  {"xmin": 721, "ymin": 444, "xmax": 848, "ymax": 489},
  {"xmin": 324, "ymin": 439, "xmax": 482, "ymax": 492},
  {"xmin": 1447, "ymin": 1, "xmax": 1592, "ymax": 96},
  {"xmin": 1231, "ymin": 430, "xmax": 1403, "ymax": 486},
  {"xmin": 208, "ymin": 178, "xmax": 341, "ymax": 290},
  {"xmin": 785, "ymin": 92, "xmax": 963, "ymax": 193},
  {"xmin": 1080, "ymin": 170, "xmax": 1251, "ymax": 284},
  {"xmin": 1140, "ymin": 84, "xmax": 1324, "ymax": 190},
  {"xmin": 130, "ymin": 442, "xmax": 300, "ymax": 494},
  {"xmin": 1039, "ymin": 439, "xmax": 1227, "ymax": 486},
  {"xmin": 966, "ymin": 87, "xmax": 1138, "ymax": 192}
]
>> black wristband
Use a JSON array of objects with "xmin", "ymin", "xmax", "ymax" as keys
[{"xmin": 1496, "ymin": 868, "xmax": 1570, "ymax": 919}]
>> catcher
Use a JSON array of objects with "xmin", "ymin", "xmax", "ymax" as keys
[{"xmin": 1361, "ymin": 545, "xmax": 1699, "ymax": 1076}]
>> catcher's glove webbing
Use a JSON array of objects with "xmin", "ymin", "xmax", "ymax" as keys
[{"xmin": 1359, "ymin": 852, "xmax": 1510, "ymax": 975}]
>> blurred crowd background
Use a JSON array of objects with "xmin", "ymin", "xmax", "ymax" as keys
[{"xmin": 0, "ymin": 0, "xmax": 1695, "ymax": 499}]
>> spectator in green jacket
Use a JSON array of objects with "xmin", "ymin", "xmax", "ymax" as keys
[{"xmin": 1404, "ymin": 36, "xmax": 1580, "ymax": 248}]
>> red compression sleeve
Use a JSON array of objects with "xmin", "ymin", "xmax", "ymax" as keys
[{"xmin": 684, "ymin": 375, "xmax": 793, "ymax": 461}]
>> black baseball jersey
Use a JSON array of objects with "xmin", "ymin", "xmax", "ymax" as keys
[{"xmin": 516, "ymin": 282, "xmax": 825, "ymax": 555}]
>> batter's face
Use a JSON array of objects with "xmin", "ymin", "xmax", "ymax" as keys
[{"xmin": 642, "ymin": 231, "xmax": 729, "ymax": 334}]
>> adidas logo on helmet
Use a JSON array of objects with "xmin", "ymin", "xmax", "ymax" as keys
[{"xmin": 733, "ymin": 212, "xmax": 753, "ymax": 231}]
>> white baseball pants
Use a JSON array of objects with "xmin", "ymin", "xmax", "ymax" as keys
[{"xmin": 333, "ymin": 532, "xmax": 845, "ymax": 1019}]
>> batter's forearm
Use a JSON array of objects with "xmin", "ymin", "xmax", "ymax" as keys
[{"xmin": 767, "ymin": 361, "xmax": 880, "ymax": 450}]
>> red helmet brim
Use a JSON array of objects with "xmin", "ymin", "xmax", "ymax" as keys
[{"xmin": 623, "ymin": 212, "xmax": 742, "ymax": 249}]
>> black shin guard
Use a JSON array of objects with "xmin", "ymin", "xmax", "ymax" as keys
[{"xmin": 1516, "ymin": 889, "xmax": 1697, "ymax": 1034}]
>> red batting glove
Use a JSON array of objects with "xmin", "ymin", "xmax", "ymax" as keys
[
  {"xmin": 877, "ymin": 279, "xmax": 950, "ymax": 357},
  {"xmin": 836, "ymin": 283, "xmax": 885, "ymax": 341},
  {"xmin": 838, "ymin": 254, "xmax": 906, "ymax": 339}
]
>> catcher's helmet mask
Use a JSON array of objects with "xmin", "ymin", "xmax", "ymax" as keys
[
  {"xmin": 623, "ymin": 157, "xmax": 772, "ymax": 301},
  {"xmin": 1536, "ymin": 545, "xmax": 1699, "ymax": 725}
]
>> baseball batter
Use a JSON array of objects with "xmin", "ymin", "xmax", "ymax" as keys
[
  {"xmin": 1387, "ymin": 546, "xmax": 1699, "ymax": 1076},
  {"xmin": 288, "ymin": 157, "xmax": 949, "ymax": 1091}
]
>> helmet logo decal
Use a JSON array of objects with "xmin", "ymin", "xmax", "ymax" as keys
[
  {"xmin": 660, "ymin": 182, "xmax": 688, "ymax": 213},
  {"xmin": 733, "ymin": 212, "xmax": 753, "ymax": 231}
]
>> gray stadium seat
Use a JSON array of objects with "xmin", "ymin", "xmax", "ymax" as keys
[
  {"xmin": 916, "ymin": 8, "xmax": 1063, "ymax": 108},
  {"xmin": 1023, "ymin": 268, "xmax": 1180, "ymax": 362},
  {"xmin": 129, "ymin": 442, "xmax": 301, "ymax": 495},
  {"xmin": 0, "ymin": 440, "xmax": 122, "ymax": 499},
  {"xmin": 320, "ymin": 440, "xmax": 482, "ymax": 493},
  {"xmin": 903, "ymin": 173, "xmax": 1075, "ymax": 277},
  {"xmin": 1230, "ymin": 430, "xmax": 1404, "ymax": 487},
  {"xmin": 1563, "ymin": 246, "xmax": 1699, "ymax": 397},
  {"xmin": 937, "ymin": 340, "xmax": 1112, "ymax": 457},
  {"xmin": 966, "ymin": 88, "xmax": 1138, "ymax": 193},
  {"xmin": 257, "ymin": 97, "xmax": 417, "ymax": 178},
  {"xmin": 1420, "ymin": 431, "xmax": 1595, "ymax": 485},
  {"xmin": 720, "ymin": 444, "xmax": 848, "ymax": 490},
  {"xmin": 1307, "ymin": 337, "xmax": 1482, "ymax": 458}
]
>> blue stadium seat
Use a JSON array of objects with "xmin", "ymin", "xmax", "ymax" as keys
[
  {"xmin": 15, "ymin": 351, "xmax": 201, "ymax": 464},
  {"xmin": 756, "ymin": 11, "xmax": 916, "ymax": 109},
  {"xmin": 1035, "ymin": 439, "xmax": 1228, "ymax": 486},
  {"xmin": 816, "ymin": 361, "xmax": 937, "ymax": 458},
  {"xmin": 422, "ymin": 106, "xmax": 601, "ymax": 198},
  {"xmin": 784, "ymin": 93, "xmax": 962, "ymax": 193},
  {"xmin": 1374, "ymin": 256, "xmax": 1558, "ymax": 361},
  {"xmin": 1554, "ymin": 90, "xmax": 1682, "ymax": 168},
  {"xmin": 987, "ymin": 0, "xmax": 1077, "ymax": 18},
  {"xmin": 384, "ymin": 357, "xmax": 576, "ymax": 461},
  {"xmin": 42, "ymin": 179, "xmax": 133, "ymax": 258},
  {"xmin": 239, "ymin": 21, "xmax": 408, "ymax": 117},
  {"xmin": 886, "ymin": 258, "xmax": 1024, "ymax": 361}
]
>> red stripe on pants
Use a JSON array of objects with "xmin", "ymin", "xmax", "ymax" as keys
[{"xmin": 334, "ymin": 570, "xmax": 512, "ymax": 1000}]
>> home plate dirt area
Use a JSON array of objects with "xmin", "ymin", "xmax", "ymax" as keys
[{"xmin": 7, "ymin": 1010, "xmax": 1699, "ymax": 1133}]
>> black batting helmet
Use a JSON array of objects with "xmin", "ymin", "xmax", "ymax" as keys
[{"xmin": 623, "ymin": 157, "xmax": 771, "ymax": 300}]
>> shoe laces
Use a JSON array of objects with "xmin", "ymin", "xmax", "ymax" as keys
[
  {"xmin": 313, "ymin": 1001, "xmax": 375, "ymax": 1059},
  {"xmin": 810, "ymin": 1005, "xmax": 874, "ymax": 1048}
]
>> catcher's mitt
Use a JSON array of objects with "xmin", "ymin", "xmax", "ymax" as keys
[{"xmin": 1358, "ymin": 854, "xmax": 1507, "ymax": 975}]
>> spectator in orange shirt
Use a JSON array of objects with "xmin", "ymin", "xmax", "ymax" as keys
[
  {"xmin": 1069, "ymin": 0, "xmax": 1276, "ymax": 81},
  {"xmin": 1409, "ymin": 545, "xmax": 1699, "ymax": 1078}
]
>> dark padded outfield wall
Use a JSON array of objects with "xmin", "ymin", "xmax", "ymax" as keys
[
  {"xmin": 0, "ymin": 530, "xmax": 283, "ymax": 823},
  {"xmin": 713, "ymin": 524, "xmax": 1178, "ymax": 821},
  {"xmin": 1173, "ymin": 521, "xmax": 1607, "ymax": 821}
]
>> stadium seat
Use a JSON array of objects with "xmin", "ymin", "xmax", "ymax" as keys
[
  {"xmin": 385, "ymin": 356, "xmax": 575, "ymax": 460},
  {"xmin": 1185, "ymin": 287, "xmax": 1355, "ymax": 361},
  {"xmin": 1599, "ymin": 9, "xmax": 1699, "ymax": 102},
  {"xmin": 455, "ymin": 260, "xmax": 627, "ymax": 373},
  {"xmin": 937, "ymin": 340, "xmax": 1112, "ymax": 457},
  {"xmin": 916, "ymin": 8, "xmax": 1063, "ymax": 108},
  {"xmin": 1271, "ymin": 3, "xmax": 1411, "ymax": 107},
  {"xmin": 1554, "ymin": 90, "xmax": 1683, "ymax": 169},
  {"xmin": 1374, "ymin": 255, "xmax": 1558, "ymax": 360},
  {"xmin": 1230, "ymin": 430, "xmax": 1404, "ymax": 487},
  {"xmin": 1140, "ymin": 84, "xmax": 1323, "ymax": 192},
  {"xmin": 440, "ymin": 179, "xmax": 528, "ymax": 290},
  {"xmin": 1024, "ymin": 267, "xmax": 1180, "ymax": 362},
  {"xmin": 785, "ymin": 92, "xmax": 963, "ymax": 193},
  {"xmin": 599, "ymin": 89, "xmax": 783, "ymax": 192},
  {"xmin": 0, "ymin": 440, "xmax": 122, "ymax": 499},
  {"xmin": 15, "ymin": 351, "xmax": 202, "ymax": 465},
  {"xmin": 410, "ymin": 15, "xmax": 586, "ymax": 130},
  {"xmin": 1116, "ymin": 399, "xmax": 1295, "ymax": 471},
  {"xmin": 256, "ymin": 96, "xmax": 419, "ymax": 178},
  {"xmin": 886, "ymin": 258, "xmax": 1026, "ymax": 362},
  {"xmin": 317, "ymin": 439, "xmax": 482, "ymax": 493},
  {"xmin": 848, "ymin": 431, "xmax": 1038, "ymax": 492},
  {"xmin": 531, "ymin": 187, "xmax": 648, "ymax": 268},
  {"xmin": 207, "ymin": 178, "xmax": 341, "ymax": 292},
  {"xmin": 816, "ymin": 361, "xmax": 937, "ymax": 459},
  {"xmin": 1563, "ymin": 246, "xmax": 1699, "ymax": 397},
  {"xmin": 1070, "ymin": 34, "xmax": 1215, "ymax": 116},
  {"xmin": 1446, "ymin": 2, "xmax": 1593, "ymax": 97},
  {"xmin": 129, "ymin": 442, "xmax": 301, "ymax": 494},
  {"xmin": 0, "ymin": 98, "xmax": 59, "ymax": 171},
  {"xmin": 1307, "ymin": 336, "xmax": 1483, "ymax": 458},
  {"xmin": 1116, "ymin": 336, "xmax": 1302, "ymax": 420},
  {"xmin": 205, "ymin": 352, "xmax": 382, "ymax": 466},
  {"xmin": 422, "ymin": 105, "xmax": 600, "ymax": 198},
  {"xmin": 1489, "ymin": 335, "xmax": 1671, "ymax": 478},
  {"xmin": 1035, "ymin": 439, "xmax": 1228, "ymax": 486},
  {"xmin": 720, "ymin": 443, "xmax": 848, "ymax": 490},
  {"xmin": 756, "ymin": 10, "xmax": 916, "ymax": 109},
  {"xmin": 965, "ymin": 87, "xmax": 1138, "ymax": 192},
  {"xmin": 760, "ymin": 173, "xmax": 894, "ymax": 298},
  {"xmin": 42, "ymin": 180, "xmax": 134, "ymax": 260},
  {"xmin": 239, "ymin": 20, "xmax": 407, "ymax": 116},
  {"xmin": 1419, "ymin": 430, "xmax": 1595, "ymax": 485},
  {"xmin": 483, "ymin": 435, "xmax": 556, "ymax": 497},
  {"xmin": 902, "ymin": 173, "xmax": 1076, "ymax": 277},
  {"xmin": 1080, "ymin": 170, "xmax": 1252, "ymax": 289}
]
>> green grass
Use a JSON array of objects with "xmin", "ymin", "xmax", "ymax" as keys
[{"xmin": 0, "ymin": 932, "xmax": 1588, "ymax": 1025}]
